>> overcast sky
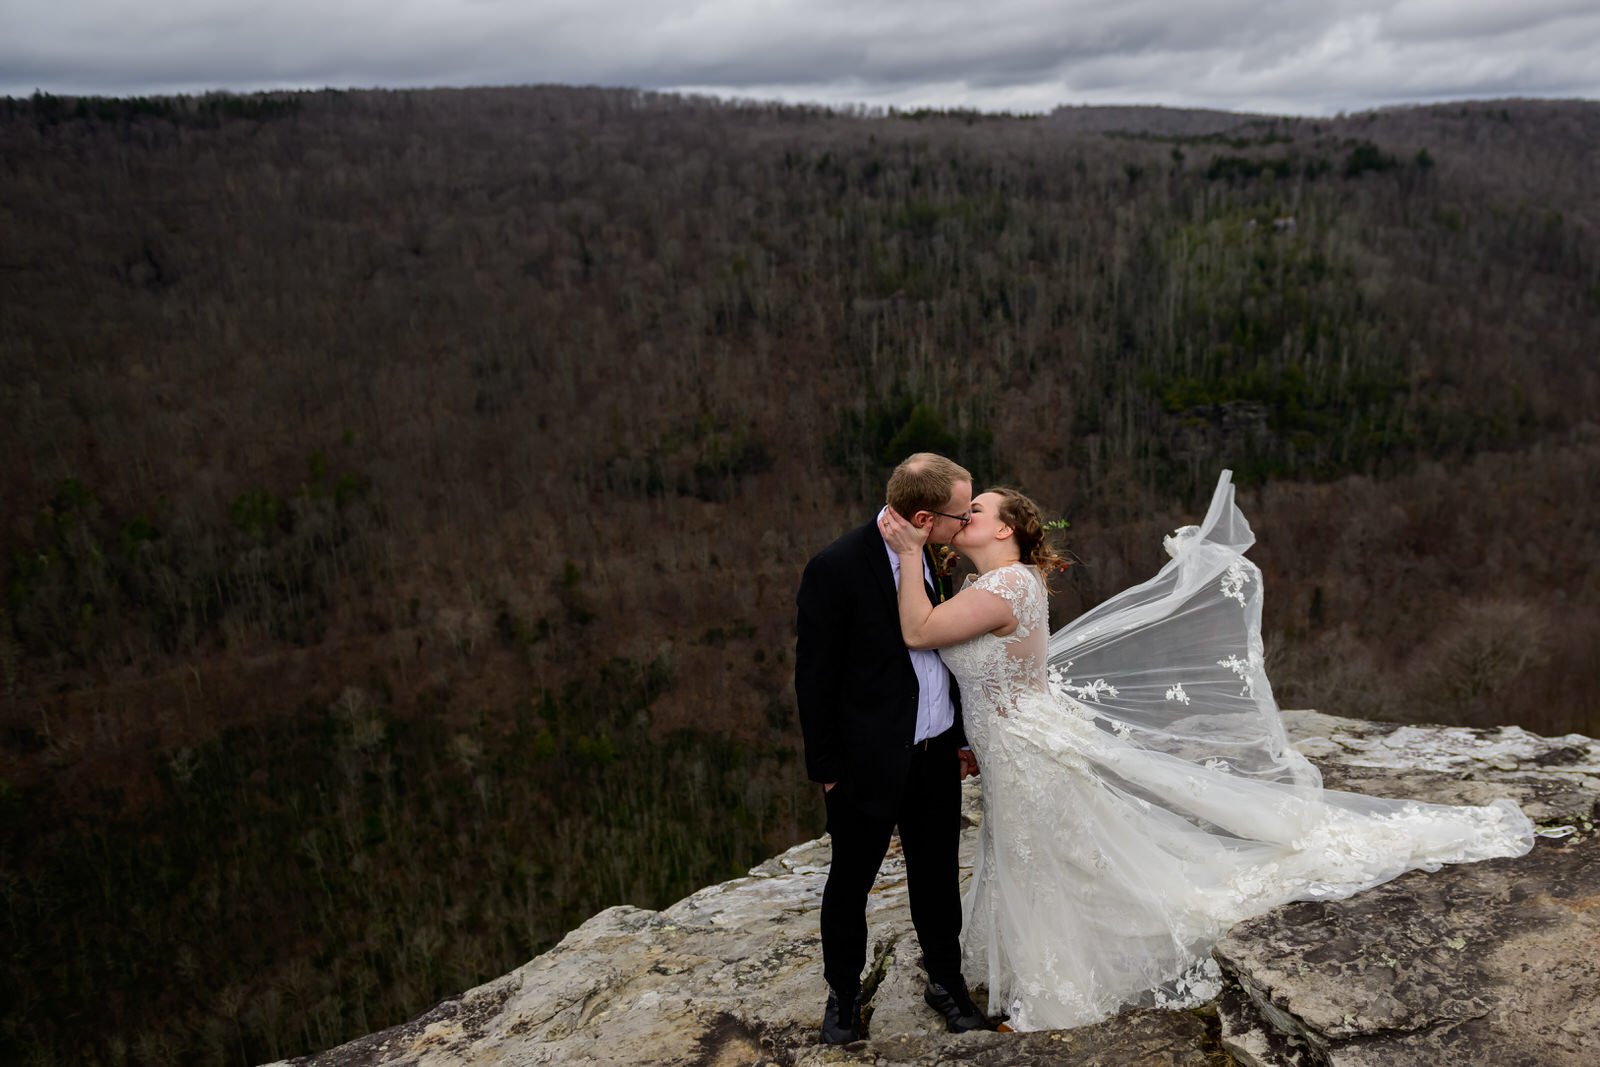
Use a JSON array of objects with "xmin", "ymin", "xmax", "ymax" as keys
[{"xmin": 4, "ymin": 0, "xmax": 1598, "ymax": 115}]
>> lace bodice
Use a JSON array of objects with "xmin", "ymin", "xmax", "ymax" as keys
[{"xmin": 938, "ymin": 564, "xmax": 1052, "ymax": 757}]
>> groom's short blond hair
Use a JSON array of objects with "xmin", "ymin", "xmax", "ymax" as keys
[{"xmin": 887, "ymin": 453, "xmax": 971, "ymax": 516}]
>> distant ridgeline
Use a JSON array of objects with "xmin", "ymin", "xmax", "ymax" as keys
[{"xmin": 0, "ymin": 88, "xmax": 1596, "ymax": 1065}]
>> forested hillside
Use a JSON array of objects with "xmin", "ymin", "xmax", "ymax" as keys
[{"xmin": 1, "ymin": 87, "xmax": 1596, "ymax": 1065}]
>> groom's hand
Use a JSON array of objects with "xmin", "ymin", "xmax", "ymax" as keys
[
  {"xmin": 824, "ymin": 782, "xmax": 837, "ymax": 792},
  {"xmin": 958, "ymin": 748, "xmax": 980, "ymax": 779}
]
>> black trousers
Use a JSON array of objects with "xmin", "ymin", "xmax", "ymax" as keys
[{"xmin": 819, "ymin": 727, "xmax": 964, "ymax": 998}]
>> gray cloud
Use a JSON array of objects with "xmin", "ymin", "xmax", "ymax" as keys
[
  {"xmin": 2, "ymin": 0, "xmax": 1597, "ymax": 114},
  {"xmin": 1380, "ymin": 0, "xmax": 1596, "ymax": 44}
]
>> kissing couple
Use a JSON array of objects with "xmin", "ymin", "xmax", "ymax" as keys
[{"xmin": 796, "ymin": 452, "xmax": 1534, "ymax": 1041}]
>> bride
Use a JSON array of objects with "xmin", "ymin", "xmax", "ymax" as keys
[{"xmin": 878, "ymin": 471, "xmax": 1535, "ymax": 1032}]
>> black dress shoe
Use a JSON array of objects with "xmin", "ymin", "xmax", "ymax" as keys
[
  {"xmin": 923, "ymin": 979, "xmax": 994, "ymax": 1033},
  {"xmin": 820, "ymin": 987, "xmax": 863, "ymax": 1044}
]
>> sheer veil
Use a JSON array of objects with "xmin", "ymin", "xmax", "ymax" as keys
[
  {"xmin": 1045, "ymin": 471, "xmax": 1321, "ymax": 791},
  {"xmin": 1043, "ymin": 469, "xmax": 1539, "ymax": 844}
]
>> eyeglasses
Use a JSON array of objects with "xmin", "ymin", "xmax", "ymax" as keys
[{"xmin": 928, "ymin": 509, "xmax": 971, "ymax": 526}]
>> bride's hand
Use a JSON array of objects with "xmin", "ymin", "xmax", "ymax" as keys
[{"xmin": 880, "ymin": 507, "xmax": 928, "ymax": 555}]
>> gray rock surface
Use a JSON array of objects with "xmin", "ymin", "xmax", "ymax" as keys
[
  {"xmin": 269, "ymin": 711, "xmax": 1600, "ymax": 1067},
  {"xmin": 1217, "ymin": 713, "xmax": 1600, "ymax": 1066},
  {"xmin": 1215, "ymin": 835, "xmax": 1600, "ymax": 1066}
]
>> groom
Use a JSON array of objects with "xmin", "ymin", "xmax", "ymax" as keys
[{"xmin": 795, "ymin": 452, "xmax": 990, "ymax": 1044}]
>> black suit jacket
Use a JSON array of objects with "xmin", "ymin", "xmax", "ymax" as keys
[{"xmin": 795, "ymin": 519, "xmax": 965, "ymax": 818}]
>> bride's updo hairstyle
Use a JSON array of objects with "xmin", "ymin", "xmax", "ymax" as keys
[{"xmin": 990, "ymin": 487, "xmax": 1072, "ymax": 576}]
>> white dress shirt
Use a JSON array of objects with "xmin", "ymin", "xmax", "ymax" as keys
[{"xmin": 877, "ymin": 507, "xmax": 957, "ymax": 743}]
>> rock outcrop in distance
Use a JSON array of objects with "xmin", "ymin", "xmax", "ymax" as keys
[{"xmin": 270, "ymin": 711, "xmax": 1600, "ymax": 1066}]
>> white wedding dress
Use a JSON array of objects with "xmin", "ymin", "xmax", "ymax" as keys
[{"xmin": 942, "ymin": 471, "xmax": 1534, "ymax": 1031}]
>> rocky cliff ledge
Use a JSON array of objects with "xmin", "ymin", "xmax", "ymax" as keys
[{"xmin": 272, "ymin": 711, "xmax": 1600, "ymax": 1066}]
